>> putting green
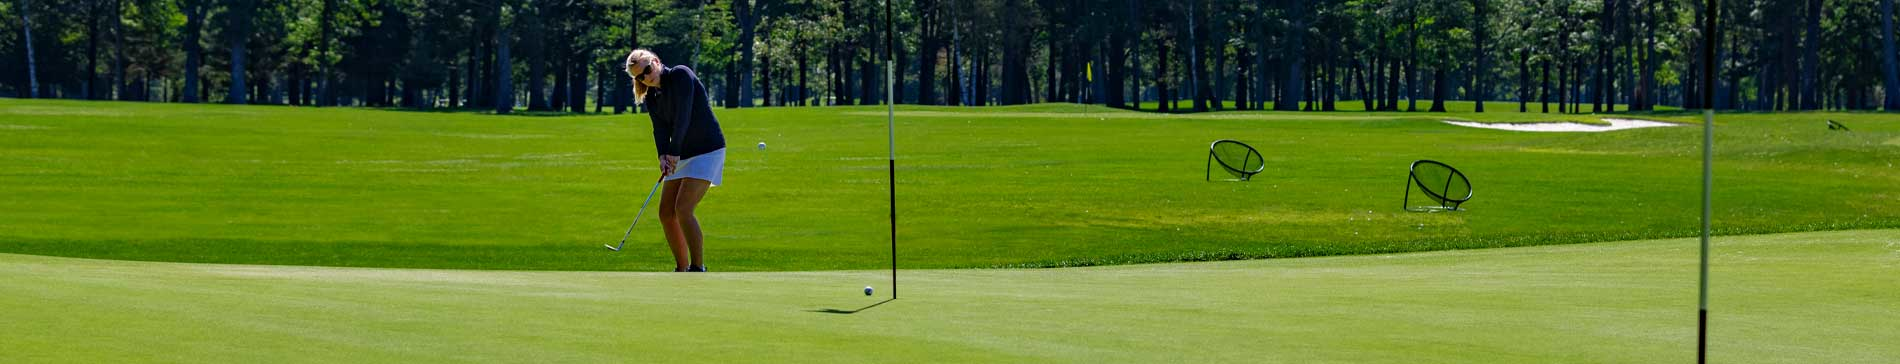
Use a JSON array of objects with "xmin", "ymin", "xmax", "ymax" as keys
[{"xmin": 4, "ymin": 230, "xmax": 1894, "ymax": 363}]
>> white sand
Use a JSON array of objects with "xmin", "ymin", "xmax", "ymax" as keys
[{"xmin": 1442, "ymin": 118, "xmax": 1679, "ymax": 132}]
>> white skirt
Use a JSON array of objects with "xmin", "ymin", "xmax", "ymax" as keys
[{"xmin": 665, "ymin": 148, "xmax": 726, "ymax": 186}]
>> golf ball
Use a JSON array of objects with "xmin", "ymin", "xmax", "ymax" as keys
[
  {"xmin": 758, "ymin": 142, "xmax": 767, "ymax": 150},
  {"xmin": 864, "ymin": 286, "xmax": 874, "ymax": 296}
]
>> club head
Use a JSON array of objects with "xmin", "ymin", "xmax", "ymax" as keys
[{"xmin": 604, "ymin": 244, "xmax": 620, "ymax": 251}]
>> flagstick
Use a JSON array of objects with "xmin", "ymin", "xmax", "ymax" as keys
[
  {"xmin": 884, "ymin": 0, "xmax": 898, "ymax": 300},
  {"xmin": 1697, "ymin": 0, "xmax": 1716, "ymax": 362}
]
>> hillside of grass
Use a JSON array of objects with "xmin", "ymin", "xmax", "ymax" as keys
[{"xmin": 0, "ymin": 99, "xmax": 1895, "ymax": 271}]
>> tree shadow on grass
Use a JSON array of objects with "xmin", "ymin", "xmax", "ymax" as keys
[{"xmin": 808, "ymin": 298, "xmax": 894, "ymax": 315}]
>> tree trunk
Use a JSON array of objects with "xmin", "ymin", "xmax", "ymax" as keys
[
  {"xmin": 1726, "ymin": 29, "xmax": 1742, "ymax": 109},
  {"xmin": 1429, "ymin": 69, "xmax": 1447, "ymax": 112},
  {"xmin": 1878, "ymin": 0, "xmax": 1895, "ymax": 110},
  {"xmin": 835, "ymin": 46, "xmax": 850, "ymax": 105},
  {"xmin": 20, "ymin": 0, "xmax": 40, "ymax": 98},
  {"xmin": 1406, "ymin": 3, "xmax": 1419, "ymax": 112},
  {"xmin": 570, "ymin": 60, "xmax": 587, "ymax": 113},
  {"xmin": 1187, "ymin": 0, "xmax": 1207, "ymax": 111},
  {"xmin": 1237, "ymin": 46, "xmax": 1251, "ymax": 110},
  {"xmin": 1635, "ymin": 0, "xmax": 1654, "ymax": 110},
  {"xmin": 1386, "ymin": 51, "xmax": 1400, "ymax": 110},
  {"xmin": 289, "ymin": 58, "xmax": 304, "ymax": 106},
  {"xmin": 526, "ymin": 5, "xmax": 548, "ymax": 111},
  {"xmin": 893, "ymin": 29, "xmax": 907, "ymax": 104},
  {"xmin": 596, "ymin": 64, "xmax": 605, "ymax": 112},
  {"xmin": 1557, "ymin": 10, "xmax": 1570, "ymax": 113},
  {"xmin": 1361, "ymin": 58, "xmax": 1375, "ymax": 111},
  {"xmin": 1000, "ymin": 0, "xmax": 1030, "ymax": 105},
  {"xmin": 1303, "ymin": 63, "xmax": 1314, "ymax": 111},
  {"xmin": 552, "ymin": 58, "xmax": 568, "ymax": 110},
  {"xmin": 918, "ymin": 5, "xmax": 940, "ymax": 105},
  {"xmin": 1372, "ymin": 53, "xmax": 1384, "ymax": 110},
  {"xmin": 448, "ymin": 62, "xmax": 460, "ymax": 108},
  {"xmin": 1518, "ymin": 47, "xmax": 1529, "ymax": 112},
  {"xmin": 1216, "ymin": 23, "xmax": 1231, "ymax": 109},
  {"xmin": 1760, "ymin": 25, "xmax": 1779, "ymax": 111},
  {"xmin": 1157, "ymin": 40, "xmax": 1170, "ymax": 112},
  {"xmin": 1065, "ymin": 42, "xmax": 1083, "ymax": 103},
  {"xmin": 1117, "ymin": 8, "xmax": 1132, "ymax": 109},
  {"xmin": 112, "ymin": 0, "xmax": 126, "ymax": 100},
  {"xmin": 1044, "ymin": 32, "xmax": 1056, "ymax": 103},
  {"xmin": 861, "ymin": 42, "xmax": 879, "ymax": 105},
  {"xmin": 1619, "ymin": 0, "xmax": 1635, "ymax": 111},
  {"xmin": 797, "ymin": 45, "xmax": 809, "ymax": 106},
  {"xmin": 725, "ymin": 0, "xmax": 747, "ymax": 108},
  {"xmin": 1592, "ymin": 0, "xmax": 1611, "ymax": 113},
  {"xmin": 1472, "ymin": 0, "xmax": 1488, "ymax": 112},
  {"xmin": 86, "ymin": 0, "xmax": 99, "ymax": 99},
  {"xmin": 1108, "ymin": 3, "xmax": 1130, "ymax": 109},
  {"xmin": 226, "ymin": 0, "xmax": 254, "ymax": 104},
  {"xmin": 1276, "ymin": 0, "xmax": 1304, "ymax": 111},
  {"xmin": 1323, "ymin": 56, "xmax": 1336, "ymax": 111},
  {"xmin": 760, "ymin": 51, "xmax": 772, "ymax": 106},
  {"xmin": 316, "ymin": 0, "xmax": 335, "ymax": 106},
  {"xmin": 467, "ymin": 37, "xmax": 482, "ymax": 108},
  {"xmin": 622, "ymin": 2, "xmax": 641, "ymax": 112},
  {"xmin": 1801, "ymin": 0, "xmax": 1820, "ymax": 110},
  {"xmin": 974, "ymin": 49, "xmax": 988, "ymax": 106},
  {"xmin": 477, "ymin": 25, "xmax": 494, "ymax": 109},
  {"xmin": 1210, "ymin": 5, "xmax": 1227, "ymax": 111},
  {"xmin": 947, "ymin": 3, "xmax": 962, "ymax": 106},
  {"xmin": 1255, "ymin": 0, "xmax": 1269, "ymax": 110},
  {"xmin": 494, "ymin": 0, "xmax": 513, "ymax": 115}
]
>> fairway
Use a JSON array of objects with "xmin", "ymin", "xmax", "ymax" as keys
[
  {"xmin": 3, "ymin": 230, "xmax": 1895, "ymax": 363},
  {"xmin": 2, "ymin": 99, "xmax": 1898, "ymax": 271}
]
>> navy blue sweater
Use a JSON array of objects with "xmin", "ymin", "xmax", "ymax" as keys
[{"xmin": 645, "ymin": 65, "xmax": 726, "ymax": 159}]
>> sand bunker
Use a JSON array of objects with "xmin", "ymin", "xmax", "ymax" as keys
[{"xmin": 1443, "ymin": 118, "xmax": 1678, "ymax": 132}]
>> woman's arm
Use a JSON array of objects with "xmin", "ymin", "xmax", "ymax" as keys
[
  {"xmin": 665, "ymin": 67, "xmax": 699, "ymax": 156},
  {"xmin": 652, "ymin": 116, "xmax": 670, "ymax": 157}
]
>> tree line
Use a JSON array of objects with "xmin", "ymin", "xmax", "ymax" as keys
[{"xmin": 1, "ymin": 0, "xmax": 1895, "ymax": 113}]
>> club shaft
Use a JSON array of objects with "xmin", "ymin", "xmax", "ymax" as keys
[{"xmin": 614, "ymin": 178, "xmax": 665, "ymax": 251}]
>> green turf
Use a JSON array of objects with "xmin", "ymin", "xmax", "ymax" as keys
[
  {"xmin": 1126, "ymin": 99, "xmax": 1680, "ymax": 116},
  {"xmin": 2, "ymin": 230, "xmax": 1894, "ymax": 363},
  {"xmin": 0, "ymin": 99, "xmax": 1896, "ymax": 271}
]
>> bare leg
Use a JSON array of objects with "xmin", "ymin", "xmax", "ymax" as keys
[
  {"xmin": 670, "ymin": 178, "xmax": 713, "ymax": 269},
  {"xmin": 656, "ymin": 180, "xmax": 689, "ymax": 271}
]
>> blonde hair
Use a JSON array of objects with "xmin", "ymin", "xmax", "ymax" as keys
[{"xmin": 625, "ymin": 49, "xmax": 662, "ymax": 104}]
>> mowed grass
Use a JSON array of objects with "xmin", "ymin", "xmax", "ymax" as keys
[
  {"xmin": 2, "ymin": 230, "xmax": 1895, "ymax": 363},
  {"xmin": 0, "ymin": 99, "xmax": 1896, "ymax": 271}
]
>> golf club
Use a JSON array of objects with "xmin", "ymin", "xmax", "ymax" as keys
[{"xmin": 606, "ymin": 177, "xmax": 665, "ymax": 252}]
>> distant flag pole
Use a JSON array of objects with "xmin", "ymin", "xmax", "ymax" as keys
[
  {"xmin": 1086, "ymin": 62, "xmax": 1094, "ymax": 119},
  {"xmin": 1698, "ymin": 0, "xmax": 1717, "ymax": 362},
  {"xmin": 885, "ymin": 0, "xmax": 898, "ymax": 300}
]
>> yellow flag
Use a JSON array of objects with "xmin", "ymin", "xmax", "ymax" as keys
[{"xmin": 1086, "ymin": 62, "xmax": 1094, "ymax": 82}]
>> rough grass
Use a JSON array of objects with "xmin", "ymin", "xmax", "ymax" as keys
[{"xmin": 0, "ymin": 99, "xmax": 1895, "ymax": 271}]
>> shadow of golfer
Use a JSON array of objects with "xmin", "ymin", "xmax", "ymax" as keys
[{"xmin": 809, "ymin": 298, "xmax": 895, "ymax": 314}]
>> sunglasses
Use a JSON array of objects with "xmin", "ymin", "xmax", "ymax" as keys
[{"xmin": 630, "ymin": 63, "xmax": 654, "ymax": 83}]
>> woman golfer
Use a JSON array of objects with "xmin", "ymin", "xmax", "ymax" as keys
[{"xmin": 627, "ymin": 49, "xmax": 726, "ymax": 272}]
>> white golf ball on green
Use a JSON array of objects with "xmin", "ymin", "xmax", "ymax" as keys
[
  {"xmin": 863, "ymin": 286, "xmax": 874, "ymax": 296},
  {"xmin": 758, "ymin": 141, "xmax": 766, "ymax": 150}
]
